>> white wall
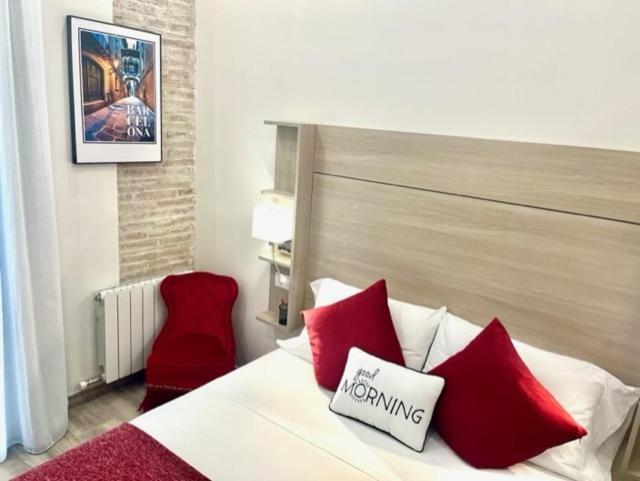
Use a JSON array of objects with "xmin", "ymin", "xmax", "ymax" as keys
[
  {"xmin": 195, "ymin": 0, "xmax": 640, "ymax": 364},
  {"xmin": 41, "ymin": 0, "xmax": 120, "ymax": 394}
]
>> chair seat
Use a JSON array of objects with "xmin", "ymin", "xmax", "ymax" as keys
[
  {"xmin": 145, "ymin": 361, "xmax": 235, "ymax": 392},
  {"xmin": 148, "ymin": 334, "xmax": 232, "ymax": 367}
]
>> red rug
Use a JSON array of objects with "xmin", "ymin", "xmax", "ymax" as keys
[{"xmin": 13, "ymin": 424, "xmax": 210, "ymax": 481}]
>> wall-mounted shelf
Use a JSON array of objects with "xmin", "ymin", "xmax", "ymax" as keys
[
  {"xmin": 256, "ymin": 121, "xmax": 316, "ymax": 334},
  {"xmin": 258, "ymin": 248, "xmax": 291, "ymax": 270},
  {"xmin": 256, "ymin": 310, "xmax": 287, "ymax": 329},
  {"xmin": 264, "ymin": 120, "xmax": 303, "ymax": 128},
  {"xmin": 260, "ymin": 189, "xmax": 294, "ymax": 201}
]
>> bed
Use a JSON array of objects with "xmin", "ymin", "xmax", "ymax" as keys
[
  {"xmin": 16, "ymin": 122, "xmax": 640, "ymax": 480},
  {"xmin": 132, "ymin": 348, "xmax": 569, "ymax": 481}
]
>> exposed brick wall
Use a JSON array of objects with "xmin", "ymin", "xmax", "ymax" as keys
[{"xmin": 113, "ymin": 0, "xmax": 196, "ymax": 281}]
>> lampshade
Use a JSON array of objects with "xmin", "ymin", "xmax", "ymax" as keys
[{"xmin": 251, "ymin": 203, "xmax": 293, "ymax": 244}]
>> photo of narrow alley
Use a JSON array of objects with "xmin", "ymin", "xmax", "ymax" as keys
[{"xmin": 80, "ymin": 29, "xmax": 156, "ymax": 143}]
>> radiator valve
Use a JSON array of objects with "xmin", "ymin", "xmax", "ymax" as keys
[{"xmin": 79, "ymin": 375, "xmax": 104, "ymax": 390}]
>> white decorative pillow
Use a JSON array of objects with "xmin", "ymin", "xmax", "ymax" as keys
[
  {"xmin": 311, "ymin": 278, "xmax": 446, "ymax": 370},
  {"xmin": 425, "ymin": 313, "xmax": 639, "ymax": 481},
  {"xmin": 278, "ymin": 278, "xmax": 446, "ymax": 369},
  {"xmin": 329, "ymin": 347, "xmax": 444, "ymax": 452}
]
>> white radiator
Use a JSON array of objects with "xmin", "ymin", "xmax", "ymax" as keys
[{"xmin": 95, "ymin": 276, "xmax": 167, "ymax": 384}]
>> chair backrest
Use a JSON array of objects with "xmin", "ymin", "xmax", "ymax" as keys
[{"xmin": 157, "ymin": 271, "xmax": 238, "ymax": 357}]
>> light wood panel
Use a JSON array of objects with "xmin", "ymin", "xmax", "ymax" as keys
[
  {"xmin": 258, "ymin": 123, "xmax": 312, "ymax": 332},
  {"xmin": 287, "ymin": 125, "xmax": 317, "ymax": 329},
  {"xmin": 314, "ymin": 125, "xmax": 640, "ymax": 224},
  {"xmin": 307, "ymin": 174, "xmax": 640, "ymax": 386},
  {"xmin": 274, "ymin": 125, "xmax": 299, "ymax": 194}
]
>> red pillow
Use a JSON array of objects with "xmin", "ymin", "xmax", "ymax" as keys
[
  {"xmin": 428, "ymin": 318, "xmax": 587, "ymax": 469},
  {"xmin": 302, "ymin": 279, "xmax": 405, "ymax": 391}
]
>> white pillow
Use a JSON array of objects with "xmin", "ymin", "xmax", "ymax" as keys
[
  {"xmin": 330, "ymin": 347, "xmax": 444, "ymax": 452},
  {"xmin": 315, "ymin": 278, "xmax": 446, "ymax": 370},
  {"xmin": 275, "ymin": 327, "xmax": 311, "ymax": 361},
  {"xmin": 278, "ymin": 278, "xmax": 446, "ymax": 370},
  {"xmin": 424, "ymin": 313, "xmax": 639, "ymax": 481}
]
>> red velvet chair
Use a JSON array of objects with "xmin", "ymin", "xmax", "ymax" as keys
[{"xmin": 140, "ymin": 272, "xmax": 238, "ymax": 411}]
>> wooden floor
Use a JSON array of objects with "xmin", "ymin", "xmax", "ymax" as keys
[{"xmin": 0, "ymin": 382, "xmax": 145, "ymax": 481}]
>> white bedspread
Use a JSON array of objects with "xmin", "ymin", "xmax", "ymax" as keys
[{"xmin": 132, "ymin": 349, "xmax": 567, "ymax": 481}]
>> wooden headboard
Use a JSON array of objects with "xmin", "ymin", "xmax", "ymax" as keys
[
  {"xmin": 292, "ymin": 124, "xmax": 640, "ymax": 387},
  {"xmin": 276, "ymin": 121, "xmax": 640, "ymax": 478}
]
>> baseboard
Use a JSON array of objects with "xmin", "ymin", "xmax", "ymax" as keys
[{"xmin": 68, "ymin": 371, "xmax": 145, "ymax": 408}]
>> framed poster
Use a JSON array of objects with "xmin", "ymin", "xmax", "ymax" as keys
[{"xmin": 67, "ymin": 16, "xmax": 162, "ymax": 164}]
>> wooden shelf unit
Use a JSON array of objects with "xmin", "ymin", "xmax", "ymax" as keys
[
  {"xmin": 256, "ymin": 310, "xmax": 287, "ymax": 329},
  {"xmin": 258, "ymin": 248, "xmax": 291, "ymax": 269},
  {"xmin": 256, "ymin": 121, "xmax": 315, "ymax": 333},
  {"xmin": 259, "ymin": 188, "xmax": 294, "ymax": 201}
]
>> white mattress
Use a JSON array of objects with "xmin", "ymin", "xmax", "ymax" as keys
[{"xmin": 132, "ymin": 349, "xmax": 567, "ymax": 481}]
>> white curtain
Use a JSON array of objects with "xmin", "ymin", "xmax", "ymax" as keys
[{"xmin": 0, "ymin": 0, "xmax": 68, "ymax": 462}]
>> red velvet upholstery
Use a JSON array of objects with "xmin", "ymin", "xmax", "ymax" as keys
[
  {"xmin": 428, "ymin": 318, "xmax": 587, "ymax": 468},
  {"xmin": 140, "ymin": 271, "xmax": 238, "ymax": 411},
  {"xmin": 302, "ymin": 279, "xmax": 405, "ymax": 391}
]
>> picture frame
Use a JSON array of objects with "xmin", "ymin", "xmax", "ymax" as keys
[{"xmin": 67, "ymin": 16, "xmax": 162, "ymax": 164}]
